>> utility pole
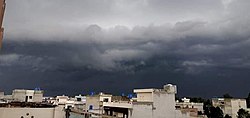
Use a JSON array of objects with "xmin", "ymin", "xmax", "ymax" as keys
[{"xmin": 0, "ymin": 0, "xmax": 5, "ymax": 50}]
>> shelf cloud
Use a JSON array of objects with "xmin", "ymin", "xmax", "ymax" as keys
[{"xmin": 0, "ymin": 0, "xmax": 250, "ymax": 97}]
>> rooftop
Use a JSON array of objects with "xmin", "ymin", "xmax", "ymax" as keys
[{"xmin": 0, "ymin": 102, "xmax": 55, "ymax": 108}]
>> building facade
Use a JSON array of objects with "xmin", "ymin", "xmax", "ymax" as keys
[
  {"xmin": 0, "ymin": 103, "xmax": 65, "ymax": 118},
  {"xmin": 85, "ymin": 92, "xmax": 112, "ymax": 116},
  {"xmin": 212, "ymin": 98, "xmax": 247, "ymax": 118},
  {"xmin": 131, "ymin": 84, "xmax": 189, "ymax": 118},
  {"xmin": 12, "ymin": 89, "xmax": 43, "ymax": 103}
]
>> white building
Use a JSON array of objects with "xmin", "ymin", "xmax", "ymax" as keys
[
  {"xmin": 0, "ymin": 103, "xmax": 65, "ymax": 118},
  {"xmin": 86, "ymin": 84, "xmax": 190, "ymax": 118},
  {"xmin": 12, "ymin": 89, "xmax": 43, "ymax": 102},
  {"xmin": 56, "ymin": 95, "xmax": 69, "ymax": 105},
  {"xmin": 103, "ymin": 96, "xmax": 132, "ymax": 118},
  {"xmin": 73, "ymin": 94, "xmax": 86, "ymax": 110},
  {"xmin": 0, "ymin": 92, "xmax": 3, "ymax": 99},
  {"xmin": 85, "ymin": 92, "xmax": 112, "ymax": 116},
  {"xmin": 176, "ymin": 98, "xmax": 204, "ymax": 118},
  {"xmin": 212, "ymin": 98, "xmax": 247, "ymax": 118},
  {"xmin": 131, "ymin": 84, "xmax": 189, "ymax": 118}
]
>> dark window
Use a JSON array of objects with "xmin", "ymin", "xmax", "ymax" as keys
[
  {"xmin": 25, "ymin": 96, "xmax": 28, "ymax": 102},
  {"xmin": 77, "ymin": 98, "xmax": 81, "ymax": 101},
  {"xmin": 103, "ymin": 98, "xmax": 109, "ymax": 102},
  {"xmin": 89, "ymin": 105, "xmax": 93, "ymax": 110},
  {"xmin": 29, "ymin": 96, "xmax": 33, "ymax": 99},
  {"xmin": 31, "ymin": 116, "xmax": 34, "ymax": 118}
]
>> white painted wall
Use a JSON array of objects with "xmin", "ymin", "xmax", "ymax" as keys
[
  {"xmin": 213, "ymin": 98, "xmax": 247, "ymax": 118},
  {"xmin": 12, "ymin": 90, "xmax": 43, "ymax": 102},
  {"xmin": 131, "ymin": 103, "xmax": 153, "ymax": 118},
  {"xmin": 0, "ymin": 106, "xmax": 65, "ymax": 118},
  {"xmin": 136, "ymin": 92, "xmax": 153, "ymax": 102},
  {"xmin": 230, "ymin": 99, "xmax": 247, "ymax": 118},
  {"xmin": 153, "ymin": 92, "xmax": 177, "ymax": 118},
  {"xmin": 131, "ymin": 85, "xmax": 190, "ymax": 118}
]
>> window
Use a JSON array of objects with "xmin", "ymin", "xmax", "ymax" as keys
[
  {"xmin": 77, "ymin": 98, "xmax": 81, "ymax": 101},
  {"xmin": 89, "ymin": 105, "xmax": 93, "ymax": 110},
  {"xmin": 103, "ymin": 98, "xmax": 109, "ymax": 102},
  {"xmin": 29, "ymin": 96, "xmax": 33, "ymax": 99}
]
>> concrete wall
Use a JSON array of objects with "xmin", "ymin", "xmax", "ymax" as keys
[
  {"xmin": 12, "ymin": 90, "xmax": 26, "ymax": 102},
  {"xmin": 33, "ymin": 93, "xmax": 43, "ymax": 102},
  {"xmin": 152, "ymin": 92, "xmax": 177, "ymax": 118},
  {"xmin": 131, "ymin": 92, "xmax": 185, "ymax": 118},
  {"xmin": 0, "ymin": 106, "xmax": 65, "ymax": 118},
  {"xmin": 130, "ymin": 85, "xmax": 190, "ymax": 118},
  {"xmin": 12, "ymin": 90, "xmax": 43, "ymax": 102},
  {"xmin": 86, "ymin": 96, "xmax": 101, "ymax": 114},
  {"xmin": 0, "ymin": 92, "xmax": 4, "ymax": 99},
  {"xmin": 136, "ymin": 92, "xmax": 153, "ymax": 102},
  {"xmin": 213, "ymin": 98, "xmax": 247, "ymax": 118},
  {"xmin": 100, "ymin": 96, "xmax": 112, "ymax": 102},
  {"xmin": 230, "ymin": 99, "xmax": 247, "ymax": 118},
  {"xmin": 131, "ymin": 103, "xmax": 153, "ymax": 118},
  {"xmin": 176, "ymin": 102, "xmax": 204, "ymax": 112}
]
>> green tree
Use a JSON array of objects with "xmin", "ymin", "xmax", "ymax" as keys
[
  {"xmin": 204, "ymin": 104, "xmax": 224, "ymax": 118},
  {"xmin": 204, "ymin": 99, "xmax": 212, "ymax": 117},
  {"xmin": 190, "ymin": 97, "xmax": 206, "ymax": 103},
  {"xmin": 225, "ymin": 114, "xmax": 232, "ymax": 118},
  {"xmin": 237, "ymin": 108, "xmax": 250, "ymax": 118},
  {"xmin": 210, "ymin": 107, "xmax": 224, "ymax": 118},
  {"xmin": 246, "ymin": 93, "xmax": 250, "ymax": 108}
]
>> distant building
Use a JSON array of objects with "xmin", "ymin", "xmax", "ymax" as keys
[
  {"xmin": 12, "ymin": 89, "xmax": 43, "ymax": 103},
  {"xmin": 212, "ymin": 98, "xmax": 247, "ymax": 118},
  {"xmin": 176, "ymin": 98, "xmax": 204, "ymax": 118},
  {"xmin": 85, "ymin": 92, "xmax": 112, "ymax": 116},
  {"xmin": 0, "ymin": 91, "xmax": 4, "ymax": 99},
  {"xmin": 131, "ymin": 84, "xmax": 189, "ymax": 118},
  {"xmin": 94, "ymin": 84, "xmax": 190, "ymax": 118},
  {"xmin": 0, "ymin": 89, "xmax": 66, "ymax": 118},
  {"xmin": 103, "ymin": 96, "xmax": 132, "ymax": 118},
  {"xmin": 0, "ymin": 102, "xmax": 65, "ymax": 118},
  {"xmin": 73, "ymin": 94, "xmax": 86, "ymax": 110},
  {"xmin": 56, "ymin": 95, "xmax": 69, "ymax": 105}
]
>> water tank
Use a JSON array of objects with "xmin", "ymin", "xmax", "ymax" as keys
[{"xmin": 164, "ymin": 84, "xmax": 177, "ymax": 94}]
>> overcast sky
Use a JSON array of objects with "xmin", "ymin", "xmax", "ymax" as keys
[{"xmin": 0, "ymin": 0, "xmax": 250, "ymax": 97}]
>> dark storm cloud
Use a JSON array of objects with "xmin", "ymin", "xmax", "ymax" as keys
[{"xmin": 1, "ymin": 0, "xmax": 250, "ymax": 97}]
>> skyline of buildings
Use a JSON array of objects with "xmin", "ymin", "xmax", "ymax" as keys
[{"xmin": 1, "ymin": 83, "xmax": 250, "ymax": 118}]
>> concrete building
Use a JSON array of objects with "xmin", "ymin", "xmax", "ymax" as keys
[
  {"xmin": 56, "ymin": 95, "xmax": 69, "ymax": 105},
  {"xmin": 103, "ymin": 96, "xmax": 132, "ymax": 118},
  {"xmin": 176, "ymin": 98, "xmax": 204, "ymax": 118},
  {"xmin": 0, "ymin": 102, "xmax": 65, "ymax": 118},
  {"xmin": 98, "ymin": 84, "xmax": 190, "ymax": 118},
  {"xmin": 0, "ymin": 0, "xmax": 5, "ymax": 49},
  {"xmin": 12, "ymin": 89, "xmax": 43, "ymax": 103},
  {"xmin": 131, "ymin": 84, "xmax": 189, "ymax": 118},
  {"xmin": 212, "ymin": 98, "xmax": 247, "ymax": 118},
  {"xmin": 0, "ymin": 91, "xmax": 3, "ymax": 99},
  {"xmin": 73, "ymin": 94, "xmax": 86, "ymax": 110},
  {"xmin": 85, "ymin": 92, "xmax": 112, "ymax": 115}
]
